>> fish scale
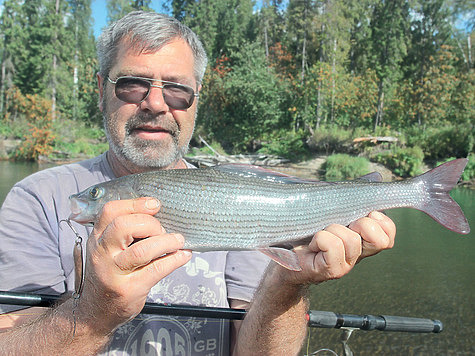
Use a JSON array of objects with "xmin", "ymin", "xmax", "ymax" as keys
[
  {"xmin": 69, "ymin": 160, "xmax": 470, "ymax": 270},
  {"xmin": 125, "ymin": 170, "xmax": 423, "ymax": 248}
]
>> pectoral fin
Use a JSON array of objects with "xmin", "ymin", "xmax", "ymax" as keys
[{"xmin": 259, "ymin": 247, "xmax": 302, "ymax": 271}]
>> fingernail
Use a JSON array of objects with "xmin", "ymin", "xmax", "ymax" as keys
[
  {"xmin": 369, "ymin": 211, "xmax": 385, "ymax": 220},
  {"xmin": 182, "ymin": 250, "xmax": 192, "ymax": 257},
  {"xmin": 145, "ymin": 198, "xmax": 159, "ymax": 210}
]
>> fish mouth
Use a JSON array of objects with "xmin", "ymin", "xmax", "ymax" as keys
[{"xmin": 68, "ymin": 197, "xmax": 91, "ymax": 224}]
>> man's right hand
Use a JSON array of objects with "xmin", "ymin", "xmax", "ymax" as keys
[{"xmin": 78, "ymin": 197, "xmax": 192, "ymax": 333}]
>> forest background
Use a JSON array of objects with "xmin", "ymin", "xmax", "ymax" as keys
[{"xmin": 0, "ymin": 0, "xmax": 474, "ymax": 180}]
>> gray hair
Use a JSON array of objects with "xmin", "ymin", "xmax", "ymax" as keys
[{"xmin": 97, "ymin": 11, "xmax": 208, "ymax": 84}]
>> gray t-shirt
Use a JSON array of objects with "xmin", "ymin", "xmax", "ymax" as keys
[{"xmin": 0, "ymin": 153, "xmax": 270, "ymax": 355}]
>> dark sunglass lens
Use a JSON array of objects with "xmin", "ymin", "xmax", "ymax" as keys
[
  {"xmin": 163, "ymin": 84, "xmax": 195, "ymax": 110},
  {"xmin": 115, "ymin": 78, "xmax": 150, "ymax": 103}
]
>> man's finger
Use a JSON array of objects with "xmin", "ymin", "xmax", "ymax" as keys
[
  {"xmin": 136, "ymin": 249, "xmax": 193, "ymax": 289},
  {"xmin": 97, "ymin": 213, "xmax": 164, "ymax": 252},
  {"xmin": 114, "ymin": 233, "xmax": 186, "ymax": 271},
  {"xmin": 368, "ymin": 211, "xmax": 396, "ymax": 248},
  {"xmin": 308, "ymin": 231, "xmax": 345, "ymax": 271},
  {"xmin": 349, "ymin": 213, "xmax": 394, "ymax": 258},
  {"xmin": 324, "ymin": 224, "xmax": 362, "ymax": 265},
  {"xmin": 93, "ymin": 197, "xmax": 161, "ymax": 236}
]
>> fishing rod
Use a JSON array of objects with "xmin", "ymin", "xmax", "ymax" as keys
[{"xmin": 0, "ymin": 291, "xmax": 442, "ymax": 333}]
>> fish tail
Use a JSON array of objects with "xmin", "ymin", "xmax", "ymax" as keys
[{"xmin": 414, "ymin": 158, "xmax": 470, "ymax": 234}]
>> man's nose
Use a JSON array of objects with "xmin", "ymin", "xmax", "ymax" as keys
[{"xmin": 139, "ymin": 86, "xmax": 169, "ymax": 113}]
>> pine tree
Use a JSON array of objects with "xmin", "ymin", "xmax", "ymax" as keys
[
  {"xmin": 367, "ymin": 0, "xmax": 410, "ymax": 131},
  {"xmin": 107, "ymin": 0, "xmax": 152, "ymax": 23}
]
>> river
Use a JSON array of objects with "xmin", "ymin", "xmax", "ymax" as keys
[{"xmin": 0, "ymin": 160, "xmax": 473, "ymax": 355}]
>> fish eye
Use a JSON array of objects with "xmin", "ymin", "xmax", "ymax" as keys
[{"xmin": 89, "ymin": 187, "xmax": 104, "ymax": 200}]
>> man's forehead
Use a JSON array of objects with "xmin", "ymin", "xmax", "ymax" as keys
[
  {"xmin": 110, "ymin": 39, "xmax": 196, "ymax": 85},
  {"xmin": 117, "ymin": 36, "xmax": 191, "ymax": 58},
  {"xmin": 115, "ymin": 38, "xmax": 193, "ymax": 64}
]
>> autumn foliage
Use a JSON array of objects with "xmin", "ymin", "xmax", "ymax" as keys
[{"xmin": 5, "ymin": 87, "xmax": 55, "ymax": 160}]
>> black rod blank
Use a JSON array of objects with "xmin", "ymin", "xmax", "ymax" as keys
[{"xmin": 0, "ymin": 291, "xmax": 442, "ymax": 333}]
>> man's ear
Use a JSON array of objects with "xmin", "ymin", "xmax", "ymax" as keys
[{"xmin": 97, "ymin": 73, "xmax": 104, "ymax": 112}]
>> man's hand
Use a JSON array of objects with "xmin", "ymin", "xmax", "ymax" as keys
[
  {"xmin": 78, "ymin": 197, "xmax": 192, "ymax": 333},
  {"xmin": 232, "ymin": 212, "xmax": 396, "ymax": 355},
  {"xmin": 279, "ymin": 211, "xmax": 396, "ymax": 285}
]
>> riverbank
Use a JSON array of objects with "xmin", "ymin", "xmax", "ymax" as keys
[
  {"xmin": 185, "ymin": 152, "xmax": 475, "ymax": 187},
  {"xmin": 1, "ymin": 137, "xmax": 473, "ymax": 187},
  {"xmin": 0, "ymin": 138, "xmax": 21, "ymax": 159}
]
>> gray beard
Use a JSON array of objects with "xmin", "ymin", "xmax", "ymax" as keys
[{"xmin": 104, "ymin": 112, "xmax": 190, "ymax": 170}]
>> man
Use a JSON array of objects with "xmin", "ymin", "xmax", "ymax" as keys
[{"xmin": 0, "ymin": 11, "xmax": 395, "ymax": 355}]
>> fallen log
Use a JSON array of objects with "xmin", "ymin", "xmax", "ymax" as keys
[{"xmin": 353, "ymin": 136, "xmax": 398, "ymax": 144}]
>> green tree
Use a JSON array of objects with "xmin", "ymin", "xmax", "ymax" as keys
[
  {"xmin": 107, "ymin": 0, "xmax": 152, "ymax": 22},
  {"xmin": 284, "ymin": 0, "xmax": 317, "ymax": 82},
  {"xmin": 173, "ymin": 0, "xmax": 256, "ymax": 62},
  {"xmin": 311, "ymin": 1, "xmax": 355, "ymax": 127},
  {"xmin": 2, "ymin": 0, "xmax": 73, "ymax": 124},
  {"xmin": 66, "ymin": 0, "xmax": 99, "ymax": 124},
  {"xmin": 348, "ymin": 0, "xmax": 378, "ymax": 74},
  {"xmin": 0, "ymin": 0, "xmax": 23, "ymax": 117},
  {"xmin": 258, "ymin": 0, "xmax": 286, "ymax": 60},
  {"xmin": 411, "ymin": 45, "xmax": 466, "ymax": 127},
  {"xmin": 367, "ymin": 0, "xmax": 410, "ymax": 131},
  {"xmin": 199, "ymin": 42, "xmax": 292, "ymax": 152},
  {"xmin": 404, "ymin": 0, "xmax": 454, "ymax": 126},
  {"xmin": 1, "ymin": 1, "xmax": 98, "ymax": 125}
]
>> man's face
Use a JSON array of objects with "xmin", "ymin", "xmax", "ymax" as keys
[{"xmin": 99, "ymin": 39, "xmax": 199, "ymax": 173}]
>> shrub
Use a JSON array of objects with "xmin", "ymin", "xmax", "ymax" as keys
[
  {"xmin": 50, "ymin": 118, "xmax": 107, "ymax": 159},
  {"xmin": 53, "ymin": 138, "xmax": 108, "ymax": 158},
  {"xmin": 323, "ymin": 154, "xmax": 371, "ymax": 181},
  {"xmin": 7, "ymin": 88, "xmax": 55, "ymax": 161},
  {"xmin": 462, "ymin": 153, "xmax": 475, "ymax": 182},
  {"xmin": 258, "ymin": 130, "xmax": 308, "ymax": 161},
  {"xmin": 373, "ymin": 146, "xmax": 424, "ymax": 177},
  {"xmin": 9, "ymin": 124, "xmax": 28, "ymax": 139},
  {"xmin": 405, "ymin": 125, "xmax": 474, "ymax": 160},
  {"xmin": 188, "ymin": 139, "xmax": 227, "ymax": 157},
  {"xmin": 307, "ymin": 126, "xmax": 354, "ymax": 154}
]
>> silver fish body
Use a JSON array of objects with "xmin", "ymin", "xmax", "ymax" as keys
[{"xmin": 69, "ymin": 159, "xmax": 470, "ymax": 270}]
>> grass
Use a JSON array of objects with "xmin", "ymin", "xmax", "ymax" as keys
[{"xmin": 323, "ymin": 154, "xmax": 371, "ymax": 181}]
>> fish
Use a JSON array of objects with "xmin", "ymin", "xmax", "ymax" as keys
[{"xmin": 69, "ymin": 158, "xmax": 470, "ymax": 271}]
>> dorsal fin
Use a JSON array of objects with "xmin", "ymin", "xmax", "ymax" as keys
[
  {"xmin": 211, "ymin": 164, "xmax": 331, "ymax": 185},
  {"xmin": 355, "ymin": 172, "xmax": 383, "ymax": 182}
]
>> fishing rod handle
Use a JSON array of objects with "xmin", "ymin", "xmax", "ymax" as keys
[
  {"xmin": 381, "ymin": 315, "xmax": 443, "ymax": 333},
  {"xmin": 306, "ymin": 311, "xmax": 443, "ymax": 333}
]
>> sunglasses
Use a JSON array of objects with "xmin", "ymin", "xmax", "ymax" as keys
[{"xmin": 107, "ymin": 76, "xmax": 199, "ymax": 110}]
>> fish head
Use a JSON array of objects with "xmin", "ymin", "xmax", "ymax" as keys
[{"xmin": 68, "ymin": 179, "xmax": 137, "ymax": 225}]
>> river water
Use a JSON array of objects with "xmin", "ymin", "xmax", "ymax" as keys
[{"xmin": 0, "ymin": 160, "xmax": 473, "ymax": 355}]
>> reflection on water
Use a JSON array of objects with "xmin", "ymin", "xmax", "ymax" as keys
[
  {"xmin": 0, "ymin": 161, "xmax": 473, "ymax": 355},
  {"xmin": 0, "ymin": 161, "xmax": 55, "ymax": 204}
]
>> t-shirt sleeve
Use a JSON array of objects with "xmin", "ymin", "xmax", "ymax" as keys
[
  {"xmin": 0, "ymin": 184, "xmax": 66, "ymax": 313},
  {"xmin": 225, "ymin": 251, "xmax": 270, "ymax": 303}
]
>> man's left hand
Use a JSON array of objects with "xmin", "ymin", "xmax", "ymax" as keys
[{"xmin": 283, "ymin": 211, "xmax": 396, "ymax": 285}]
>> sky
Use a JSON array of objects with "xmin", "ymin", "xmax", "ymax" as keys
[
  {"xmin": 90, "ymin": 0, "xmax": 108, "ymax": 38},
  {"xmin": 91, "ymin": 0, "xmax": 168, "ymax": 38}
]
